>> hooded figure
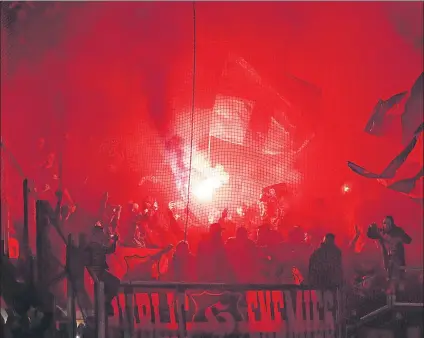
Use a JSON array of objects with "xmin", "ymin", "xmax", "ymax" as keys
[{"xmin": 308, "ymin": 233, "xmax": 343, "ymax": 289}]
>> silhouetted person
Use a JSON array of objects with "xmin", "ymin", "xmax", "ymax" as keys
[
  {"xmin": 308, "ymin": 233, "xmax": 343, "ymax": 289},
  {"xmin": 34, "ymin": 151, "xmax": 75, "ymax": 217},
  {"xmin": 197, "ymin": 223, "xmax": 232, "ymax": 282},
  {"xmin": 226, "ymin": 227, "xmax": 260, "ymax": 283},
  {"xmin": 119, "ymin": 202, "xmax": 144, "ymax": 247},
  {"xmin": 256, "ymin": 223, "xmax": 282, "ymax": 247},
  {"xmin": 166, "ymin": 241, "xmax": 196, "ymax": 282},
  {"xmin": 367, "ymin": 215, "xmax": 412, "ymax": 292},
  {"xmin": 167, "ymin": 206, "xmax": 185, "ymax": 242},
  {"xmin": 284, "ymin": 225, "xmax": 312, "ymax": 280},
  {"xmin": 84, "ymin": 222, "xmax": 120, "ymax": 316},
  {"xmin": 136, "ymin": 197, "xmax": 164, "ymax": 248},
  {"xmin": 255, "ymin": 224, "xmax": 284, "ymax": 282},
  {"xmin": 218, "ymin": 208, "xmax": 236, "ymax": 243}
]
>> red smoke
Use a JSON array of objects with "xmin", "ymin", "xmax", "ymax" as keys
[{"xmin": 1, "ymin": 2, "xmax": 422, "ymax": 262}]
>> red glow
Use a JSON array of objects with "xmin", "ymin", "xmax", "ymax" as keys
[
  {"xmin": 1, "ymin": 1, "xmax": 423, "ymax": 285},
  {"xmin": 189, "ymin": 151, "xmax": 230, "ymax": 203},
  {"xmin": 192, "ymin": 177, "xmax": 222, "ymax": 202},
  {"xmin": 8, "ymin": 238, "xmax": 19, "ymax": 259}
]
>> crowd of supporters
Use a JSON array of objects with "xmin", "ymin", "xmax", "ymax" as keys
[
  {"xmin": 1, "ymin": 141, "xmax": 422, "ymax": 338},
  {"xmin": 75, "ymin": 191, "xmax": 418, "ymax": 319}
]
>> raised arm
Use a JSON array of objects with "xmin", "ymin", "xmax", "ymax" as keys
[
  {"xmin": 104, "ymin": 235, "xmax": 118, "ymax": 254},
  {"xmin": 218, "ymin": 208, "xmax": 228, "ymax": 225},
  {"xmin": 348, "ymin": 224, "xmax": 361, "ymax": 251}
]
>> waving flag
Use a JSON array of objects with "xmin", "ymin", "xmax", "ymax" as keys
[
  {"xmin": 384, "ymin": 167, "xmax": 423, "ymax": 198},
  {"xmin": 210, "ymin": 55, "xmax": 320, "ymax": 154},
  {"xmin": 348, "ymin": 123, "xmax": 423, "ymax": 199},
  {"xmin": 401, "ymin": 72, "xmax": 423, "ymax": 144},
  {"xmin": 209, "ymin": 94, "xmax": 253, "ymax": 147},
  {"xmin": 364, "ymin": 92, "xmax": 408, "ymax": 136},
  {"xmin": 364, "ymin": 73, "xmax": 423, "ymax": 144}
]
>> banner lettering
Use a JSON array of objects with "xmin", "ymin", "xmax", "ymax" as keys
[{"xmin": 109, "ymin": 288, "xmax": 338, "ymax": 337}]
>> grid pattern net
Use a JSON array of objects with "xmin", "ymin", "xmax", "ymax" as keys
[{"xmin": 0, "ymin": 27, "xmax": 310, "ymax": 239}]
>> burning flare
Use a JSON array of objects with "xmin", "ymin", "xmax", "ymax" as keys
[
  {"xmin": 165, "ymin": 138, "xmax": 230, "ymax": 203},
  {"xmin": 190, "ymin": 154, "xmax": 229, "ymax": 203}
]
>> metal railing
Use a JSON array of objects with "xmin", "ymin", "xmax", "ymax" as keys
[
  {"xmin": 86, "ymin": 267, "xmax": 106, "ymax": 338},
  {"xmin": 24, "ymin": 185, "xmax": 423, "ymax": 338},
  {"xmin": 86, "ymin": 271, "xmax": 423, "ymax": 338},
  {"xmin": 87, "ymin": 280, "xmax": 343, "ymax": 338},
  {"xmin": 346, "ymin": 265, "xmax": 424, "ymax": 336}
]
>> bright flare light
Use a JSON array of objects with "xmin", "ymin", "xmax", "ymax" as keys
[
  {"xmin": 166, "ymin": 141, "xmax": 230, "ymax": 203},
  {"xmin": 342, "ymin": 184, "xmax": 351, "ymax": 194},
  {"xmin": 190, "ymin": 153, "xmax": 229, "ymax": 203},
  {"xmin": 193, "ymin": 177, "xmax": 221, "ymax": 202}
]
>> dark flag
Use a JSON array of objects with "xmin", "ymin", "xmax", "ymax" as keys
[
  {"xmin": 210, "ymin": 55, "xmax": 320, "ymax": 154},
  {"xmin": 401, "ymin": 72, "xmax": 423, "ymax": 144},
  {"xmin": 348, "ymin": 123, "xmax": 423, "ymax": 199},
  {"xmin": 364, "ymin": 73, "xmax": 423, "ymax": 144},
  {"xmin": 364, "ymin": 92, "xmax": 408, "ymax": 136},
  {"xmin": 385, "ymin": 167, "xmax": 423, "ymax": 196}
]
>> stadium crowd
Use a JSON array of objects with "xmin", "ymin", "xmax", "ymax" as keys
[{"xmin": 1, "ymin": 142, "xmax": 421, "ymax": 338}]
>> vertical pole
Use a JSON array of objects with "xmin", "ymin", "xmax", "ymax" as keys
[
  {"xmin": 336, "ymin": 288, "xmax": 343, "ymax": 338},
  {"xmin": 95, "ymin": 281, "xmax": 106, "ymax": 338},
  {"xmin": 124, "ymin": 291, "xmax": 134, "ymax": 338},
  {"xmin": 35, "ymin": 200, "xmax": 50, "ymax": 285},
  {"xmin": 23, "ymin": 179, "xmax": 29, "ymax": 257},
  {"xmin": 35, "ymin": 200, "xmax": 42, "ymax": 285},
  {"xmin": 1, "ymin": 200, "xmax": 9, "ymax": 257},
  {"xmin": 0, "ymin": 143, "xmax": 7, "ymax": 257},
  {"xmin": 66, "ymin": 234, "xmax": 76, "ymax": 338},
  {"xmin": 176, "ymin": 286, "xmax": 186, "ymax": 338}
]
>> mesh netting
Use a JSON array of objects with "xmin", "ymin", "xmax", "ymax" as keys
[
  {"xmin": 160, "ymin": 54, "xmax": 307, "ymax": 227},
  {"xmin": 2, "ymin": 4, "xmax": 424, "ymax": 336},
  {"xmin": 0, "ymin": 2, "xmax": 317, "ymax": 239}
]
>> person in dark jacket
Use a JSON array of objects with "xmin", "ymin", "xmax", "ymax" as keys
[
  {"xmin": 165, "ymin": 241, "xmax": 197, "ymax": 282},
  {"xmin": 308, "ymin": 233, "xmax": 343, "ymax": 289},
  {"xmin": 197, "ymin": 223, "xmax": 233, "ymax": 282},
  {"xmin": 367, "ymin": 215, "xmax": 412, "ymax": 292},
  {"xmin": 226, "ymin": 227, "xmax": 261, "ymax": 283},
  {"xmin": 85, "ymin": 222, "xmax": 120, "ymax": 316}
]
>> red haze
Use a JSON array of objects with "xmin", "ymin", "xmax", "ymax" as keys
[{"xmin": 1, "ymin": 2, "xmax": 422, "ymax": 262}]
